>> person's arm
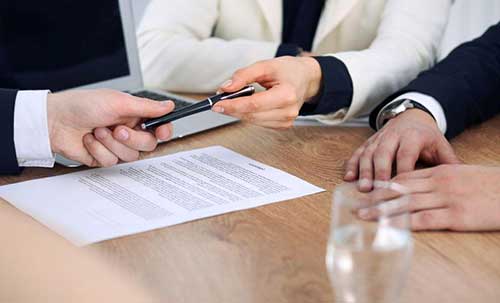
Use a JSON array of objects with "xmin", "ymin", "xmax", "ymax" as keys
[
  {"xmin": 138, "ymin": 0, "xmax": 280, "ymax": 93},
  {"xmin": 344, "ymin": 22, "xmax": 500, "ymax": 188},
  {"xmin": 212, "ymin": 0, "xmax": 451, "ymax": 128},
  {"xmin": 0, "ymin": 88, "xmax": 175, "ymax": 175},
  {"xmin": 358, "ymin": 165, "xmax": 500, "ymax": 232},
  {"xmin": 47, "ymin": 90, "xmax": 175, "ymax": 168},
  {"xmin": 372, "ymin": 22, "xmax": 500, "ymax": 139},
  {"xmin": 303, "ymin": 0, "xmax": 451, "ymax": 122},
  {"xmin": 0, "ymin": 89, "xmax": 23, "ymax": 175},
  {"xmin": 373, "ymin": 92, "xmax": 448, "ymax": 134}
]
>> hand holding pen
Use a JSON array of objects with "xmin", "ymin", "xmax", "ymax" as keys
[{"xmin": 141, "ymin": 86, "xmax": 255, "ymax": 130}]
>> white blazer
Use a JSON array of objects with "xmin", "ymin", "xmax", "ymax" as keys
[{"xmin": 138, "ymin": 0, "xmax": 451, "ymax": 122}]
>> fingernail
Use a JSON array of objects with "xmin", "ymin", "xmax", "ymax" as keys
[
  {"xmin": 84, "ymin": 135, "xmax": 94, "ymax": 145},
  {"xmin": 94, "ymin": 128, "xmax": 108, "ymax": 140},
  {"xmin": 160, "ymin": 131, "xmax": 171, "ymax": 141},
  {"xmin": 117, "ymin": 129, "xmax": 129, "ymax": 141},
  {"xmin": 358, "ymin": 209, "xmax": 370, "ymax": 219},
  {"xmin": 345, "ymin": 171, "xmax": 354, "ymax": 180},
  {"xmin": 221, "ymin": 80, "xmax": 233, "ymax": 88},
  {"xmin": 213, "ymin": 107, "xmax": 224, "ymax": 113},
  {"xmin": 359, "ymin": 178, "xmax": 371, "ymax": 190},
  {"xmin": 161, "ymin": 100, "xmax": 173, "ymax": 107}
]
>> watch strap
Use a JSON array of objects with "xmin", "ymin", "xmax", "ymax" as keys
[{"xmin": 378, "ymin": 99, "xmax": 435, "ymax": 129}]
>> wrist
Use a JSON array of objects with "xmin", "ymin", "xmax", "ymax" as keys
[
  {"xmin": 377, "ymin": 99, "xmax": 437, "ymax": 130},
  {"xmin": 299, "ymin": 57, "xmax": 322, "ymax": 101},
  {"xmin": 396, "ymin": 109, "xmax": 438, "ymax": 128},
  {"xmin": 47, "ymin": 93, "xmax": 63, "ymax": 154}
]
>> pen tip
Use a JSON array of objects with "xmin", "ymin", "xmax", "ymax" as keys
[{"xmin": 141, "ymin": 123, "xmax": 147, "ymax": 130}]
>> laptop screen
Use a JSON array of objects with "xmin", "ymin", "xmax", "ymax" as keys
[{"xmin": 0, "ymin": 0, "xmax": 130, "ymax": 91}]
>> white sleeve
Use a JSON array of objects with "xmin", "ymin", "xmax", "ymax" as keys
[
  {"xmin": 137, "ymin": 0, "xmax": 279, "ymax": 93},
  {"xmin": 14, "ymin": 90, "xmax": 56, "ymax": 168},
  {"xmin": 377, "ymin": 92, "xmax": 448, "ymax": 134},
  {"xmin": 318, "ymin": 0, "xmax": 451, "ymax": 123}
]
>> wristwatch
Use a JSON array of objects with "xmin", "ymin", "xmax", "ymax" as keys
[{"xmin": 376, "ymin": 99, "xmax": 434, "ymax": 130}]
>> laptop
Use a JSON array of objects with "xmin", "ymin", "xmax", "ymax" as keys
[{"xmin": 0, "ymin": 0, "xmax": 237, "ymax": 166}]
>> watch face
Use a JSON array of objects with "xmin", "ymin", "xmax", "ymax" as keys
[
  {"xmin": 377, "ymin": 100, "xmax": 411, "ymax": 129},
  {"xmin": 378, "ymin": 111, "xmax": 393, "ymax": 129}
]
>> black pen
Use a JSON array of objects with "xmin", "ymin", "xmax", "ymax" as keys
[{"xmin": 141, "ymin": 86, "xmax": 256, "ymax": 130}]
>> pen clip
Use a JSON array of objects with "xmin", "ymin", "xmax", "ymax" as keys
[{"xmin": 219, "ymin": 86, "xmax": 255, "ymax": 101}]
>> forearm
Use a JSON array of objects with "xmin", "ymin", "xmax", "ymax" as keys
[
  {"xmin": 400, "ymin": 23, "xmax": 500, "ymax": 138},
  {"xmin": 322, "ymin": 0, "xmax": 450, "ymax": 121},
  {"xmin": 138, "ymin": 0, "xmax": 279, "ymax": 92},
  {"xmin": 139, "ymin": 33, "xmax": 279, "ymax": 92}
]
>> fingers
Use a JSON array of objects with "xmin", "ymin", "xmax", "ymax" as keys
[
  {"xmin": 214, "ymin": 85, "xmax": 296, "ymax": 116},
  {"xmin": 344, "ymin": 145, "xmax": 366, "ymax": 181},
  {"xmin": 395, "ymin": 167, "xmax": 435, "ymax": 180},
  {"xmin": 355, "ymin": 177, "xmax": 433, "ymax": 209},
  {"xmin": 358, "ymin": 203, "xmax": 452, "ymax": 231},
  {"xmin": 123, "ymin": 98, "xmax": 175, "ymax": 119},
  {"xmin": 396, "ymin": 137, "xmax": 425, "ymax": 175},
  {"xmin": 87, "ymin": 124, "xmax": 172, "ymax": 167},
  {"xmin": 358, "ymin": 142, "xmax": 379, "ymax": 192},
  {"xmin": 393, "ymin": 178, "xmax": 435, "ymax": 194},
  {"xmin": 436, "ymin": 139, "xmax": 462, "ymax": 165},
  {"xmin": 93, "ymin": 128, "xmax": 140, "ymax": 163},
  {"xmin": 155, "ymin": 123, "xmax": 174, "ymax": 142},
  {"xmin": 358, "ymin": 193, "xmax": 445, "ymax": 220},
  {"xmin": 411, "ymin": 209, "xmax": 451, "ymax": 231},
  {"xmin": 112, "ymin": 126, "xmax": 160, "ymax": 152},
  {"xmin": 345, "ymin": 130, "xmax": 400, "ymax": 184},
  {"xmin": 83, "ymin": 134, "xmax": 119, "ymax": 168},
  {"xmin": 219, "ymin": 61, "xmax": 273, "ymax": 93},
  {"xmin": 373, "ymin": 134, "xmax": 400, "ymax": 181},
  {"xmin": 61, "ymin": 144, "xmax": 98, "ymax": 168}
]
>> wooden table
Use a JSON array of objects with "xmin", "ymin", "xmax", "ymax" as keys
[{"xmin": 1, "ymin": 110, "xmax": 500, "ymax": 302}]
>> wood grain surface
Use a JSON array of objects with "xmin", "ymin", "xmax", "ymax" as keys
[{"xmin": 1, "ymin": 106, "xmax": 500, "ymax": 303}]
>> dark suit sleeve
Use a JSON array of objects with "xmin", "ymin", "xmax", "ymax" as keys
[
  {"xmin": 300, "ymin": 56, "xmax": 353, "ymax": 116},
  {"xmin": 0, "ymin": 89, "xmax": 22, "ymax": 175},
  {"xmin": 370, "ymin": 22, "xmax": 500, "ymax": 139}
]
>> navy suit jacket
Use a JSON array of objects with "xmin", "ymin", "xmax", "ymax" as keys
[
  {"xmin": 370, "ymin": 22, "xmax": 500, "ymax": 139},
  {"xmin": 0, "ymin": 89, "xmax": 22, "ymax": 175}
]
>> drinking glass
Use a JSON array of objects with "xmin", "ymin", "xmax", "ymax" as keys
[{"xmin": 326, "ymin": 181, "xmax": 413, "ymax": 303}]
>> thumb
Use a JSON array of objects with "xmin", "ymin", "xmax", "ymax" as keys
[
  {"xmin": 219, "ymin": 61, "xmax": 272, "ymax": 93},
  {"xmin": 437, "ymin": 140, "xmax": 462, "ymax": 164},
  {"xmin": 123, "ymin": 97, "xmax": 175, "ymax": 119}
]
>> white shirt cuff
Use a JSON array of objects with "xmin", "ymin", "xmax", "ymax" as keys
[
  {"xmin": 377, "ymin": 92, "xmax": 447, "ymax": 134},
  {"xmin": 14, "ymin": 90, "xmax": 56, "ymax": 168}
]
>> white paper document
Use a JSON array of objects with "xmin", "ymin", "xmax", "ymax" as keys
[{"xmin": 0, "ymin": 146, "xmax": 324, "ymax": 246}]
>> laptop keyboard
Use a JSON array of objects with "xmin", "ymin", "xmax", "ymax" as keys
[{"xmin": 131, "ymin": 90, "xmax": 192, "ymax": 110}]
